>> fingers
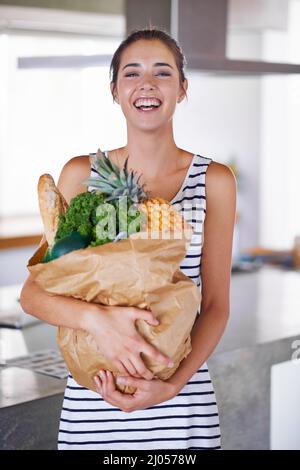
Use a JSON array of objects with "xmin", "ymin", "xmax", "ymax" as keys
[
  {"xmin": 114, "ymin": 358, "xmax": 145, "ymax": 379},
  {"xmin": 133, "ymin": 308, "xmax": 159, "ymax": 327},
  {"xmin": 114, "ymin": 355, "xmax": 152, "ymax": 380},
  {"xmin": 101, "ymin": 370, "xmax": 115, "ymax": 396},
  {"xmin": 129, "ymin": 354, "xmax": 154, "ymax": 380},
  {"xmin": 122, "ymin": 358, "xmax": 140, "ymax": 378},
  {"xmin": 131, "ymin": 308, "xmax": 173, "ymax": 371},
  {"xmin": 116, "ymin": 355, "xmax": 153, "ymax": 380},
  {"xmin": 142, "ymin": 343, "xmax": 174, "ymax": 369},
  {"xmin": 94, "ymin": 374, "xmax": 102, "ymax": 394},
  {"xmin": 109, "ymin": 307, "xmax": 171, "ymax": 380},
  {"xmin": 114, "ymin": 359, "xmax": 131, "ymax": 377},
  {"xmin": 94, "ymin": 370, "xmax": 118, "ymax": 398},
  {"xmin": 116, "ymin": 375, "xmax": 150, "ymax": 392},
  {"xmin": 94, "ymin": 370, "xmax": 136, "ymax": 411}
]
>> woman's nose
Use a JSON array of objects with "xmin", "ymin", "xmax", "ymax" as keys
[{"xmin": 139, "ymin": 77, "xmax": 156, "ymax": 91}]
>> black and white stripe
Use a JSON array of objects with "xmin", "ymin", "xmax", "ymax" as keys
[{"xmin": 58, "ymin": 152, "xmax": 221, "ymax": 450}]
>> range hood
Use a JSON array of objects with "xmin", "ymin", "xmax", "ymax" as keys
[
  {"xmin": 126, "ymin": 0, "xmax": 300, "ymax": 75},
  {"xmin": 16, "ymin": 0, "xmax": 300, "ymax": 74}
]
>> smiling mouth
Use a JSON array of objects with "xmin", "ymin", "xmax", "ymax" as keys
[
  {"xmin": 133, "ymin": 98, "xmax": 162, "ymax": 112},
  {"xmin": 134, "ymin": 105, "xmax": 161, "ymax": 112}
]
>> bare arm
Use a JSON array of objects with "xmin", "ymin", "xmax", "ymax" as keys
[
  {"xmin": 20, "ymin": 156, "xmax": 172, "ymax": 379},
  {"xmin": 20, "ymin": 156, "xmax": 90, "ymax": 327},
  {"xmin": 20, "ymin": 157, "xmax": 89, "ymax": 324},
  {"xmin": 167, "ymin": 162, "xmax": 237, "ymax": 392}
]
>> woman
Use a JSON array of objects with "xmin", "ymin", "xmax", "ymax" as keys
[{"xmin": 20, "ymin": 28, "xmax": 236, "ymax": 450}]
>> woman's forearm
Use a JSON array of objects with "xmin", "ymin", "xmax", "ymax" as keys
[
  {"xmin": 20, "ymin": 277, "xmax": 172, "ymax": 379},
  {"xmin": 20, "ymin": 276, "xmax": 97, "ymax": 331},
  {"xmin": 167, "ymin": 306, "xmax": 229, "ymax": 393}
]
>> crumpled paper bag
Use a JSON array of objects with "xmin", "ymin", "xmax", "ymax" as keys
[{"xmin": 27, "ymin": 232, "xmax": 201, "ymax": 394}]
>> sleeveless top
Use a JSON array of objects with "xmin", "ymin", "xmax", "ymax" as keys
[{"xmin": 57, "ymin": 151, "xmax": 221, "ymax": 450}]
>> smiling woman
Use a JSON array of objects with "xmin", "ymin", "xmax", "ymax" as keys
[
  {"xmin": 20, "ymin": 27, "xmax": 236, "ymax": 451},
  {"xmin": 108, "ymin": 29, "xmax": 188, "ymax": 139}
]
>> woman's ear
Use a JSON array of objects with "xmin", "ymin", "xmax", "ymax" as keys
[
  {"xmin": 110, "ymin": 82, "xmax": 119, "ymax": 103},
  {"xmin": 178, "ymin": 79, "xmax": 188, "ymax": 102}
]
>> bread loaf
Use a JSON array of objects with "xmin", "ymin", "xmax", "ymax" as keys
[{"xmin": 38, "ymin": 174, "xmax": 68, "ymax": 247}]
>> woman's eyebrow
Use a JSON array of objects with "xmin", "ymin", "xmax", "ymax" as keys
[{"xmin": 122, "ymin": 62, "xmax": 174, "ymax": 70}]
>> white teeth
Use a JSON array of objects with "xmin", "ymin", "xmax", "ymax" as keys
[{"xmin": 134, "ymin": 98, "xmax": 161, "ymax": 108}]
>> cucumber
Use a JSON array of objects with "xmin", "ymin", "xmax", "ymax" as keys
[
  {"xmin": 42, "ymin": 247, "xmax": 52, "ymax": 263},
  {"xmin": 42, "ymin": 231, "xmax": 90, "ymax": 262}
]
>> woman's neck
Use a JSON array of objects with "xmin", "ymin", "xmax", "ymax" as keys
[{"xmin": 123, "ymin": 125, "xmax": 182, "ymax": 179}]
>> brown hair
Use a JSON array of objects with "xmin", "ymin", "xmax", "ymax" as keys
[{"xmin": 109, "ymin": 27, "xmax": 188, "ymax": 102}]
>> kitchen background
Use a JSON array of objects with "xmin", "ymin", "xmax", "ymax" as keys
[{"xmin": 0, "ymin": 0, "xmax": 300, "ymax": 450}]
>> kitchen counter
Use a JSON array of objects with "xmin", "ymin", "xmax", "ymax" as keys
[
  {"xmin": 208, "ymin": 265, "xmax": 300, "ymax": 450},
  {"xmin": 0, "ymin": 315, "xmax": 67, "ymax": 409},
  {"xmin": 216, "ymin": 264, "xmax": 300, "ymax": 353},
  {"xmin": 0, "ymin": 320, "xmax": 66, "ymax": 449},
  {"xmin": 0, "ymin": 265, "xmax": 300, "ymax": 449}
]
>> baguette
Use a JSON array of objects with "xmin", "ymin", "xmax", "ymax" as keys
[{"xmin": 38, "ymin": 174, "xmax": 68, "ymax": 247}]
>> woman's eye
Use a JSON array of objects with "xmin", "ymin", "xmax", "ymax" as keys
[{"xmin": 124, "ymin": 72, "xmax": 171, "ymax": 77}]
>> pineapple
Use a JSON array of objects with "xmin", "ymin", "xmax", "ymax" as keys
[
  {"xmin": 139, "ymin": 198, "xmax": 188, "ymax": 235},
  {"xmin": 84, "ymin": 149, "xmax": 191, "ymax": 238}
]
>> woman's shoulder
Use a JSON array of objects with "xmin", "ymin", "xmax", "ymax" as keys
[
  {"xmin": 206, "ymin": 160, "xmax": 237, "ymax": 204},
  {"xmin": 62, "ymin": 154, "xmax": 91, "ymax": 172},
  {"xmin": 57, "ymin": 155, "xmax": 91, "ymax": 204},
  {"xmin": 206, "ymin": 160, "xmax": 236, "ymax": 184}
]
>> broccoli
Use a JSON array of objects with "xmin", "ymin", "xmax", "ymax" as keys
[
  {"xmin": 55, "ymin": 190, "xmax": 145, "ymax": 247},
  {"xmin": 55, "ymin": 191, "xmax": 106, "ymax": 243}
]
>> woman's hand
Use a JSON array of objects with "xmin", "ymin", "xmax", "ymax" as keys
[
  {"xmin": 94, "ymin": 369, "xmax": 177, "ymax": 413},
  {"xmin": 84, "ymin": 304, "xmax": 173, "ymax": 380}
]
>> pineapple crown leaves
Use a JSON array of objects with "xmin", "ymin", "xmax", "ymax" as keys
[{"xmin": 82, "ymin": 148, "xmax": 150, "ymax": 203}]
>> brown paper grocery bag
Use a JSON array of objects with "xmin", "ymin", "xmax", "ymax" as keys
[{"xmin": 28, "ymin": 233, "xmax": 201, "ymax": 394}]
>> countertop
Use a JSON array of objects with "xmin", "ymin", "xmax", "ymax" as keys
[
  {"xmin": 216, "ymin": 264, "xmax": 300, "ymax": 353},
  {"xmin": 1, "ymin": 265, "xmax": 300, "ymax": 410},
  {"xmin": 0, "ymin": 321, "xmax": 66, "ymax": 409}
]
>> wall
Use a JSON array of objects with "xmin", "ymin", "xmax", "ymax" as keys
[
  {"xmin": 3, "ymin": 1, "xmax": 297, "ymax": 263},
  {"xmin": 260, "ymin": 0, "xmax": 300, "ymax": 249},
  {"xmin": 174, "ymin": 72, "xmax": 261, "ymax": 253},
  {"xmin": 172, "ymin": 24, "xmax": 264, "ymax": 253},
  {"xmin": 0, "ymin": 0, "xmax": 124, "ymax": 15},
  {"xmin": 0, "ymin": 246, "xmax": 35, "ymax": 286},
  {"xmin": 228, "ymin": 0, "xmax": 300, "ymax": 250}
]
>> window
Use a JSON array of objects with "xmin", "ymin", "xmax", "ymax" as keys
[{"xmin": 0, "ymin": 6, "xmax": 125, "ymax": 233}]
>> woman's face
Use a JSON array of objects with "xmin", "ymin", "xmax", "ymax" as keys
[{"xmin": 111, "ymin": 39, "xmax": 187, "ymax": 131}]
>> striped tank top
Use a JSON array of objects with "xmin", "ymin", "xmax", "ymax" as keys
[{"xmin": 57, "ymin": 151, "xmax": 221, "ymax": 450}]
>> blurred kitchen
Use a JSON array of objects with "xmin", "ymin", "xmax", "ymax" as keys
[{"xmin": 0, "ymin": 0, "xmax": 300, "ymax": 450}]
